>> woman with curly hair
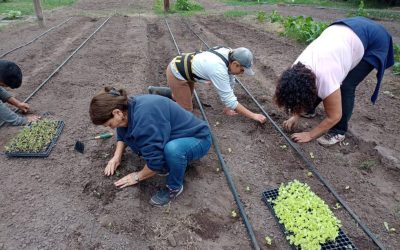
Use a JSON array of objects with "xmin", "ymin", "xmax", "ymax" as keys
[{"xmin": 274, "ymin": 17, "xmax": 394, "ymax": 146}]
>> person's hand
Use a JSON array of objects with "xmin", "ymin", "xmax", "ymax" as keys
[
  {"xmin": 26, "ymin": 115, "xmax": 41, "ymax": 123},
  {"xmin": 291, "ymin": 132, "xmax": 312, "ymax": 143},
  {"xmin": 223, "ymin": 107, "xmax": 238, "ymax": 116},
  {"xmin": 114, "ymin": 173, "xmax": 139, "ymax": 188},
  {"xmin": 253, "ymin": 113, "xmax": 267, "ymax": 124},
  {"xmin": 283, "ymin": 115, "xmax": 300, "ymax": 131},
  {"xmin": 17, "ymin": 102, "xmax": 30, "ymax": 113},
  {"xmin": 104, "ymin": 157, "xmax": 121, "ymax": 176}
]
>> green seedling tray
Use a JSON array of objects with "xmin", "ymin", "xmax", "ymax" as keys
[
  {"xmin": 262, "ymin": 188, "xmax": 357, "ymax": 250},
  {"xmin": 5, "ymin": 120, "xmax": 64, "ymax": 158}
]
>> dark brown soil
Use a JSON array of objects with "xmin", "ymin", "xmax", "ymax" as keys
[{"xmin": 0, "ymin": 1, "xmax": 399, "ymax": 249}]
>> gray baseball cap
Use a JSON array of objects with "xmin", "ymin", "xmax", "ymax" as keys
[{"xmin": 231, "ymin": 47, "xmax": 255, "ymax": 76}]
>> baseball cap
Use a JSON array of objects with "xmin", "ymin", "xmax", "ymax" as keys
[{"xmin": 231, "ymin": 47, "xmax": 255, "ymax": 76}]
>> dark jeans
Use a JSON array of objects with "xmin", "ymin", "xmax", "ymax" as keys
[{"xmin": 309, "ymin": 59, "xmax": 374, "ymax": 135}]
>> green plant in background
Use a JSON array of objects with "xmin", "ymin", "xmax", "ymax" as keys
[
  {"xmin": 3, "ymin": 9, "xmax": 22, "ymax": 19},
  {"xmin": 269, "ymin": 10, "xmax": 282, "ymax": 23},
  {"xmin": 0, "ymin": 0, "xmax": 75, "ymax": 18},
  {"xmin": 273, "ymin": 180, "xmax": 341, "ymax": 249},
  {"xmin": 393, "ymin": 43, "xmax": 400, "ymax": 75},
  {"xmin": 5, "ymin": 119, "xmax": 59, "ymax": 153},
  {"xmin": 256, "ymin": 11, "xmax": 266, "ymax": 22},
  {"xmin": 282, "ymin": 15, "xmax": 328, "ymax": 43},
  {"xmin": 356, "ymin": 0, "xmax": 369, "ymax": 17},
  {"xmin": 175, "ymin": 0, "xmax": 202, "ymax": 11}
]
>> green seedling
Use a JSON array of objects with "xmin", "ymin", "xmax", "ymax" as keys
[
  {"xmin": 345, "ymin": 185, "xmax": 350, "ymax": 190},
  {"xmin": 273, "ymin": 180, "xmax": 341, "ymax": 249},
  {"xmin": 228, "ymin": 148, "xmax": 232, "ymax": 153},
  {"xmin": 216, "ymin": 167, "xmax": 220, "ymax": 172},
  {"xmin": 231, "ymin": 210, "xmax": 237, "ymax": 218},
  {"xmin": 4, "ymin": 119, "xmax": 58, "ymax": 153},
  {"xmin": 264, "ymin": 236, "xmax": 272, "ymax": 245},
  {"xmin": 384, "ymin": 222, "xmax": 396, "ymax": 233},
  {"xmin": 307, "ymin": 172, "xmax": 313, "ymax": 177},
  {"xmin": 358, "ymin": 160, "xmax": 376, "ymax": 172},
  {"xmin": 214, "ymin": 121, "xmax": 220, "ymax": 127},
  {"xmin": 333, "ymin": 203, "xmax": 342, "ymax": 210},
  {"xmin": 280, "ymin": 145, "xmax": 287, "ymax": 150},
  {"xmin": 309, "ymin": 152, "xmax": 315, "ymax": 159},
  {"xmin": 245, "ymin": 186, "xmax": 251, "ymax": 192}
]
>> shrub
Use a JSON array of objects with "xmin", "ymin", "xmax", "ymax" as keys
[
  {"xmin": 256, "ymin": 11, "xmax": 267, "ymax": 22},
  {"xmin": 175, "ymin": 0, "xmax": 202, "ymax": 11},
  {"xmin": 3, "ymin": 10, "xmax": 22, "ymax": 20}
]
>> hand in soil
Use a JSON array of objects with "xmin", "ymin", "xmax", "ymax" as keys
[
  {"xmin": 114, "ymin": 173, "xmax": 138, "ymax": 188},
  {"xmin": 17, "ymin": 102, "xmax": 30, "ymax": 113},
  {"xmin": 253, "ymin": 113, "xmax": 267, "ymax": 124},
  {"xmin": 283, "ymin": 115, "xmax": 300, "ymax": 131},
  {"xmin": 26, "ymin": 114, "xmax": 41, "ymax": 123},
  {"xmin": 291, "ymin": 131, "xmax": 312, "ymax": 143},
  {"xmin": 104, "ymin": 157, "xmax": 121, "ymax": 176}
]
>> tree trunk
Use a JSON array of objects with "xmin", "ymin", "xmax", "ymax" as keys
[
  {"xmin": 164, "ymin": 0, "xmax": 170, "ymax": 12},
  {"xmin": 33, "ymin": 0, "xmax": 45, "ymax": 27}
]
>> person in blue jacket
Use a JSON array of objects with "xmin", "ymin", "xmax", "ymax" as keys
[
  {"xmin": 89, "ymin": 87, "xmax": 212, "ymax": 207},
  {"xmin": 274, "ymin": 17, "xmax": 394, "ymax": 146}
]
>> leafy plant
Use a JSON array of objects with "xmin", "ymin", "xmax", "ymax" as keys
[
  {"xmin": 273, "ymin": 180, "xmax": 341, "ymax": 249},
  {"xmin": 393, "ymin": 44, "xmax": 400, "ymax": 75},
  {"xmin": 267, "ymin": 11, "xmax": 327, "ymax": 44},
  {"xmin": 358, "ymin": 159, "xmax": 376, "ymax": 172},
  {"xmin": 256, "ymin": 11, "xmax": 266, "ymax": 23},
  {"xmin": 3, "ymin": 10, "xmax": 22, "ymax": 20},
  {"xmin": 5, "ymin": 119, "xmax": 59, "ymax": 153},
  {"xmin": 269, "ymin": 10, "xmax": 282, "ymax": 23},
  {"xmin": 175, "ymin": 0, "xmax": 202, "ymax": 11},
  {"xmin": 356, "ymin": 0, "xmax": 369, "ymax": 17}
]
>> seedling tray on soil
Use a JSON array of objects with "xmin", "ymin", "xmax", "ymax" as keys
[
  {"xmin": 262, "ymin": 188, "xmax": 357, "ymax": 250},
  {"xmin": 5, "ymin": 120, "xmax": 64, "ymax": 157}
]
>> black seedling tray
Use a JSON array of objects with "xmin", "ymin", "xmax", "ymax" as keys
[
  {"xmin": 5, "ymin": 120, "xmax": 64, "ymax": 158},
  {"xmin": 262, "ymin": 188, "xmax": 357, "ymax": 250}
]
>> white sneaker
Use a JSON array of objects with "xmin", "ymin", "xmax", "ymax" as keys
[{"xmin": 317, "ymin": 133, "xmax": 345, "ymax": 147}]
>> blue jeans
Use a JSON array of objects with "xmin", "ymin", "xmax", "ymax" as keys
[{"xmin": 163, "ymin": 135, "xmax": 212, "ymax": 190}]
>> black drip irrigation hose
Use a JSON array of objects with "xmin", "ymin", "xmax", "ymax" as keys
[
  {"xmin": 0, "ymin": 16, "xmax": 112, "ymax": 128},
  {"xmin": 0, "ymin": 17, "xmax": 74, "ymax": 58},
  {"xmin": 164, "ymin": 18, "xmax": 261, "ymax": 250},
  {"xmin": 183, "ymin": 20, "xmax": 386, "ymax": 250}
]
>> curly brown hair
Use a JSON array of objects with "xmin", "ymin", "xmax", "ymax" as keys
[{"xmin": 274, "ymin": 62, "xmax": 317, "ymax": 114}]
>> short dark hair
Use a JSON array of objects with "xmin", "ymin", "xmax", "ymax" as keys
[
  {"xmin": 274, "ymin": 62, "xmax": 317, "ymax": 114},
  {"xmin": 0, "ymin": 60, "xmax": 22, "ymax": 89}
]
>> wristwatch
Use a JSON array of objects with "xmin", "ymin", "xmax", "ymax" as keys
[{"xmin": 132, "ymin": 173, "xmax": 140, "ymax": 183}]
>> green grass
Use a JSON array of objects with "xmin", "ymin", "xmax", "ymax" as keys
[
  {"xmin": 224, "ymin": 9, "xmax": 251, "ymax": 17},
  {"xmin": 0, "ymin": 0, "xmax": 75, "ymax": 17},
  {"xmin": 223, "ymin": 0, "xmax": 359, "ymax": 8},
  {"xmin": 153, "ymin": 0, "xmax": 204, "ymax": 16}
]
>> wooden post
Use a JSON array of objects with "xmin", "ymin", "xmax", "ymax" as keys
[
  {"xmin": 164, "ymin": 0, "xmax": 170, "ymax": 12},
  {"xmin": 33, "ymin": 0, "xmax": 45, "ymax": 27}
]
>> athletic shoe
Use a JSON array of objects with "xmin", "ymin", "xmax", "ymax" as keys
[
  {"xmin": 149, "ymin": 186, "xmax": 184, "ymax": 207},
  {"xmin": 317, "ymin": 133, "xmax": 345, "ymax": 147}
]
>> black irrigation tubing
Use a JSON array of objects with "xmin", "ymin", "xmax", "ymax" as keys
[
  {"xmin": 0, "ymin": 16, "xmax": 112, "ymax": 128},
  {"xmin": 183, "ymin": 20, "xmax": 386, "ymax": 250},
  {"xmin": 0, "ymin": 17, "xmax": 74, "ymax": 58},
  {"xmin": 164, "ymin": 18, "xmax": 261, "ymax": 250}
]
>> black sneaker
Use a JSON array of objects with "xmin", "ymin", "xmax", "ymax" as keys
[
  {"xmin": 148, "ymin": 86, "xmax": 173, "ymax": 100},
  {"xmin": 149, "ymin": 186, "xmax": 184, "ymax": 207}
]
